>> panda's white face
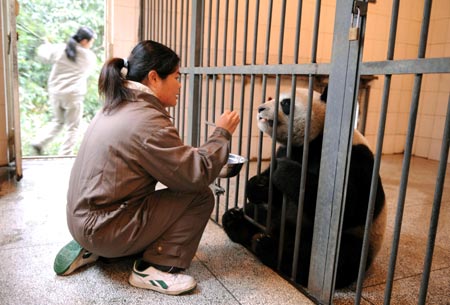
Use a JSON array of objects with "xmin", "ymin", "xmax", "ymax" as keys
[{"xmin": 257, "ymin": 88, "xmax": 326, "ymax": 146}]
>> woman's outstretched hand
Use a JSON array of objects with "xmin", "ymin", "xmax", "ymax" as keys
[{"xmin": 216, "ymin": 110, "xmax": 240, "ymax": 134}]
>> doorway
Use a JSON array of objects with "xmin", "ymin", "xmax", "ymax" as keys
[{"xmin": 16, "ymin": 0, "xmax": 106, "ymax": 157}]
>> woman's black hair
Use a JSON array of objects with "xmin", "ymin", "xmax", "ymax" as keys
[
  {"xmin": 65, "ymin": 26, "xmax": 96, "ymax": 62},
  {"xmin": 98, "ymin": 40, "xmax": 180, "ymax": 113}
]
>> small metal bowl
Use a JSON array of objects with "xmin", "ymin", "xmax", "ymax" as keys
[{"xmin": 218, "ymin": 153, "xmax": 247, "ymax": 178}]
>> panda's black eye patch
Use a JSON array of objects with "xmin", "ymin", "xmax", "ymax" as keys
[{"xmin": 280, "ymin": 98, "xmax": 291, "ymax": 115}]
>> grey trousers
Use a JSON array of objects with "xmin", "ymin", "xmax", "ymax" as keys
[
  {"xmin": 80, "ymin": 187, "xmax": 214, "ymax": 269},
  {"xmin": 33, "ymin": 93, "xmax": 84, "ymax": 155}
]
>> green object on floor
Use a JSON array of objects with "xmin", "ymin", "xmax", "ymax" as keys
[
  {"xmin": 54, "ymin": 240, "xmax": 83, "ymax": 275},
  {"xmin": 53, "ymin": 240, "xmax": 98, "ymax": 275}
]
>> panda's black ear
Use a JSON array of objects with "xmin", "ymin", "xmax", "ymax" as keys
[
  {"xmin": 320, "ymin": 86, "xmax": 328, "ymax": 103},
  {"xmin": 280, "ymin": 98, "xmax": 291, "ymax": 115}
]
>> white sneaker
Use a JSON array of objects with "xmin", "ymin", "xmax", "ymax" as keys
[{"xmin": 129, "ymin": 260, "xmax": 197, "ymax": 295}]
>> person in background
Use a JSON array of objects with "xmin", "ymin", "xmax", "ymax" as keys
[
  {"xmin": 32, "ymin": 26, "xmax": 96, "ymax": 155},
  {"xmin": 53, "ymin": 40, "xmax": 240, "ymax": 295}
]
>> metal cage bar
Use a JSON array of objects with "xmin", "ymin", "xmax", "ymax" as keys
[
  {"xmin": 354, "ymin": 0, "xmax": 399, "ymax": 303},
  {"xmin": 138, "ymin": 0, "xmax": 450, "ymax": 304},
  {"xmin": 384, "ymin": 1, "xmax": 433, "ymax": 303},
  {"xmin": 417, "ymin": 95, "xmax": 450, "ymax": 305}
]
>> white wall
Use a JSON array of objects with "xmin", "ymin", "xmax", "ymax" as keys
[{"xmin": 108, "ymin": 0, "xmax": 140, "ymax": 58}]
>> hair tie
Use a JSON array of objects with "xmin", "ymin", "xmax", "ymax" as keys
[{"xmin": 121, "ymin": 58, "xmax": 129, "ymax": 78}]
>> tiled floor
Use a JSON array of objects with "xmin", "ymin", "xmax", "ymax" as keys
[
  {"xmin": 0, "ymin": 157, "xmax": 313, "ymax": 305},
  {"xmin": 0, "ymin": 155, "xmax": 449, "ymax": 305},
  {"xmin": 333, "ymin": 155, "xmax": 450, "ymax": 305}
]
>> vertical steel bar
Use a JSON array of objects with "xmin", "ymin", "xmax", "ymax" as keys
[
  {"xmin": 181, "ymin": 0, "xmax": 191, "ymax": 139},
  {"xmin": 293, "ymin": 0, "xmax": 302, "ymax": 64},
  {"xmin": 275, "ymin": 0, "xmax": 288, "ymax": 270},
  {"xmin": 174, "ymin": 0, "xmax": 178, "ymax": 59},
  {"xmin": 308, "ymin": 0, "xmax": 362, "ymax": 301},
  {"xmin": 212, "ymin": 0, "xmax": 220, "ymax": 220},
  {"xmin": 138, "ymin": 0, "xmax": 144, "ymax": 40},
  {"xmin": 186, "ymin": 0, "xmax": 201, "ymax": 146},
  {"xmin": 165, "ymin": 0, "xmax": 169, "ymax": 45},
  {"xmin": 264, "ymin": 0, "xmax": 273, "ymax": 65},
  {"xmin": 251, "ymin": 0, "xmax": 260, "ymax": 66},
  {"xmin": 276, "ymin": 0, "xmax": 286, "ymax": 64},
  {"xmin": 243, "ymin": 0, "xmax": 260, "ymax": 206},
  {"xmin": 200, "ymin": 8, "xmax": 206, "ymax": 86},
  {"xmin": 292, "ymin": 0, "xmax": 320, "ymax": 282},
  {"xmin": 233, "ymin": 0, "xmax": 249, "ymax": 207},
  {"xmin": 358, "ymin": 87, "xmax": 369, "ymax": 135},
  {"xmin": 158, "ymin": 0, "xmax": 162, "ymax": 42},
  {"xmin": 160, "ymin": 0, "xmax": 164, "ymax": 43},
  {"xmin": 311, "ymin": 0, "xmax": 321, "ymax": 63},
  {"xmin": 170, "ymin": 0, "xmax": 174, "ymax": 48},
  {"xmin": 291, "ymin": 0, "xmax": 305, "ymax": 280},
  {"xmin": 184, "ymin": 0, "xmax": 190, "ymax": 68},
  {"xmin": 216, "ymin": 0, "xmax": 226, "ymax": 216},
  {"xmin": 148, "ymin": 0, "xmax": 152, "ymax": 39},
  {"xmin": 206, "ymin": 0, "xmax": 212, "ymax": 67},
  {"xmin": 384, "ymin": 1, "xmax": 432, "ymax": 303},
  {"xmin": 267, "ymin": 74, "xmax": 281, "ymax": 233},
  {"xmin": 224, "ymin": 0, "xmax": 239, "ymax": 211},
  {"xmin": 150, "ymin": 0, "xmax": 154, "ymax": 39},
  {"xmin": 256, "ymin": 0, "xmax": 273, "ymax": 177},
  {"xmin": 149, "ymin": 0, "xmax": 153, "ymax": 39},
  {"xmin": 219, "ymin": 0, "xmax": 229, "ymax": 159},
  {"xmin": 176, "ymin": 0, "xmax": 185, "ymax": 130},
  {"xmin": 203, "ymin": 0, "xmax": 212, "ymax": 142},
  {"xmin": 418, "ymin": 96, "xmax": 450, "ymax": 305},
  {"xmin": 354, "ymin": 0, "xmax": 399, "ymax": 303},
  {"xmin": 178, "ymin": 0, "xmax": 185, "ymax": 134},
  {"xmin": 222, "ymin": 0, "xmax": 229, "ymax": 68},
  {"xmin": 261, "ymin": 0, "xmax": 274, "ymax": 231}
]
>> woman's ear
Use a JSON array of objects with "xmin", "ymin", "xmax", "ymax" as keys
[
  {"xmin": 147, "ymin": 70, "xmax": 159, "ymax": 83},
  {"xmin": 145, "ymin": 70, "xmax": 160, "ymax": 91}
]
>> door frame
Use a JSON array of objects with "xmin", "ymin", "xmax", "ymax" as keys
[{"xmin": 1, "ymin": 0, "xmax": 22, "ymax": 180}]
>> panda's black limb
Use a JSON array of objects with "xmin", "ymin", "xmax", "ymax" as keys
[
  {"xmin": 222, "ymin": 208, "xmax": 261, "ymax": 246},
  {"xmin": 246, "ymin": 174, "xmax": 271, "ymax": 204},
  {"xmin": 334, "ymin": 232, "xmax": 375, "ymax": 289}
]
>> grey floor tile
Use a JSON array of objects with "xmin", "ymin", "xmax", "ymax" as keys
[
  {"xmin": 0, "ymin": 158, "xmax": 314, "ymax": 305},
  {"xmin": 1, "ymin": 155, "xmax": 449, "ymax": 305}
]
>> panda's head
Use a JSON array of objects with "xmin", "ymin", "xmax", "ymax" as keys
[{"xmin": 257, "ymin": 88, "xmax": 326, "ymax": 146}]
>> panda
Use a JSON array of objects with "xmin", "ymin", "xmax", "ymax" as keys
[{"xmin": 222, "ymin": 88, "xmax": 386, "ymax": 289}]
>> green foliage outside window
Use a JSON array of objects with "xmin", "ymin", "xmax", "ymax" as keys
[{"xmin": 17, "ymin": 0, "xmax": 105, "ymax": 156}]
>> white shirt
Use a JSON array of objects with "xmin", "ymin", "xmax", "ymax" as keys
[{"xmin": 37, "ymin": 42, "xmax": 96, "ymax": 96}]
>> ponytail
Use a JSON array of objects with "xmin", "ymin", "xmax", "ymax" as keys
[
  {"xmin": 65, "ymin": 26, "xmax": 96, "ymax": 62},
  {"xmin": 98, "ymin": 58, "xmax": 132, "ymax": 113},
  {"xmin": 65, "ymin": 37, "xmax": 78, "ymax": 61}
]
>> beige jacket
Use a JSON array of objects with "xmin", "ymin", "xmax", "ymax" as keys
[
  {"xmin": 37, "ymin": 42, "xmax": 96, "ymax": 96},
  {"xmin": 66, "ymin": 85, "xmax": 231, "ymax": 246}
]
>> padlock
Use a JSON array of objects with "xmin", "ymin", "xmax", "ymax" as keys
[
  {"xmin": 349, "ymin": 7, "xmax": 360, "ymax": 41},
  {"xmin": 349, "ymin": 27, "xmax": 359, "ymax": 41}
]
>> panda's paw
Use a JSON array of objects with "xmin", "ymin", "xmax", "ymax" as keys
[
  {"xmin": 222, "ymin": 208, "xmax": 248, "ymax": 244},
  {"xmin": 222, "ymin": 208, "xmax": 244, "ymax": 228},
  {"xmin": 246, "ymin": 175, "xmax": 270, "ymax": 204},
  {"xmin": 251, "ymin": 233, "xmax": 276, "ymax": 256}
]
